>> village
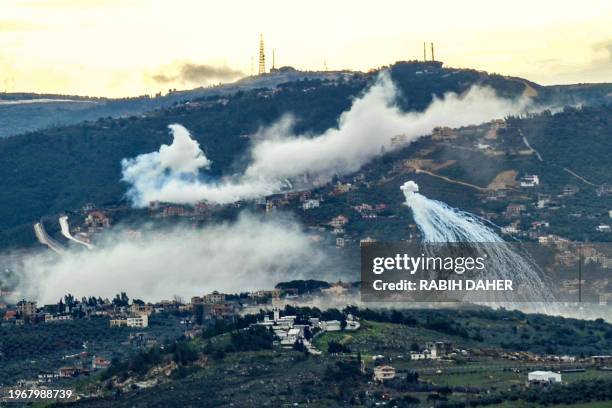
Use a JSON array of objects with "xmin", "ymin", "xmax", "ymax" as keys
[{"xmin": 3, "ymin": 279, "xmax": 612, "ymax": 396}]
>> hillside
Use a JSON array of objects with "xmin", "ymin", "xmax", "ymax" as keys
[
  {"xmin": 291, "ymin": 104, "xmax": 612, "ymax": 245},
  {"xmin": 0, "ymin": 61, "xmax": 611, "ymax": 249},
  {"xmin": 44, "ymin": 306, "xmax": 612, "ymax": 408}
]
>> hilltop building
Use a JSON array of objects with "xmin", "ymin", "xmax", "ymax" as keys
[{"xmin": 432, "ymin": 127, "xmax": 456, "ymax": 140}]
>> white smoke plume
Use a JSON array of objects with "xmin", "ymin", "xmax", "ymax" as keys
[
  {"xmin": 16, "ymin": 214, "xmax": 324, "ymax": 304},
  {"xmin": 122, "ymin": 72, "xmax": 533, "ymax": 206}
]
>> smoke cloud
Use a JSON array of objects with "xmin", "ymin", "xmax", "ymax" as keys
[
  {"xmin": 16, "ymin": 214, "xmax": 324, "ymax": 304},
  {"xmin": 123, "ymin": 72, "xmax": 534, "ymax": 206},
  {"xmin": 153, "ymin": 63, "xmax": 244, "ymax": 84}
]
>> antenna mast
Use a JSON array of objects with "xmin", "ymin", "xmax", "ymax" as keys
[{"xmin": 258, "ymin": 34, "xmax": 266, "ymax": 75}]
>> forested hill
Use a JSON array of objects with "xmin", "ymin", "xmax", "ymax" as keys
[{"xmin": 0, "ymin": 61, "xmax": 610, "ymax": 248}]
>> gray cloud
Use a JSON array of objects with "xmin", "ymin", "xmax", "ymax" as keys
[
  {"xmin": 153, "ymin": 63, "xmax": 244, "ymax": 85},
  {"xmin": 595, "ymin": 40, "xmax": 612, "ymax": 61}
]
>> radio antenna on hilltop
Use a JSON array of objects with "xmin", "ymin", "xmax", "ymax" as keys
[
  {"xmin": 258, "ymin": 34, "xmax": 266, "ymax": 75},
  {"xmin": 272, "ymin": 48, "xmax": 276, "ymax": 70}
]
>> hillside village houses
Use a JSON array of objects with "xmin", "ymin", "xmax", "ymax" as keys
[
  {"xmin": 85, "ymin": 210, "xmax": 111, "ymax": 230},
  {"xmin": 329, "ymin": 215, "xmax": 349, "ymax": 229},
  {"xmin": 251, "ymin": 306, "xmax": 360, "ymax": 354},
  {"xmin": 302, "ymin": 199, "xmax": 320, "ymax": 210}
]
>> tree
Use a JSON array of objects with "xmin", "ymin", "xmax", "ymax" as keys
[
  {"xmin": 112, "ymin": 292, "xmax": 130, "ymax": 307},
  {"xmin": 406, "ymin": 371, "xmax": 419, "ymax": 384},
  {"xmin": 64, "ymin": 294, "xmax": 75, "ymax": 311},
  {"xmin": 328, "ymin": 341, "xmax": 350, "ymax": 354},
  {"xmin": 193, "ymin": 304, "xmax": 204, "ymax": 325},
  {"xmin": 293, "ymin": 339, "xmax": 306, "ymax": 352},
  {"xmin": 303, "ymin": 326, "xmax": 312, "ymax": 341}
]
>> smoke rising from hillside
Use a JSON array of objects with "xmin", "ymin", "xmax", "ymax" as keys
[
  {"xmin": 122, "ymin": 72, "xmax": 533, "ymax": 206},
  {"xmin": 16, "ymin": 214, "xmax": 324, "ymax": 304}
]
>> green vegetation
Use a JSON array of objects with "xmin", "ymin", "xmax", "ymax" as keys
[
  {"xmin": 8, "ymin": 306, "xmax": 602, "ymax": 407},
  {"xmin": 310, "ymin": 306, "xmax": 612, "ymax": 357},
  {"xmin": 0, "ymin": 313, "xmax": 184, "ymax": 385},
  {"xmin": 2, "ymin": 61, "xmax": 610, "ymax": 250}
]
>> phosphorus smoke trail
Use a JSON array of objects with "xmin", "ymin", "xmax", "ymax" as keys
[
  {"xmin": 400, "ymin": 181, "xmax": 557, "ymax": 312},
  {"xmin": 121, "ymin": 72, "xmax": 534, "ymax": 207}
]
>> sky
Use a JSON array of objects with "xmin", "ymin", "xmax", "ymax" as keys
[{"xmin": 1, "ymin": 0, "xmax": 611, "ymax": 97}]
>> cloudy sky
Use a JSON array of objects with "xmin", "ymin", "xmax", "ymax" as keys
[{"xmin": 1, "ymin": 0, "xmax": 611, "ymax": 97}]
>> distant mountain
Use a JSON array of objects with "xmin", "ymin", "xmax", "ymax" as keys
[
  {"xmin": 0, "ymin": 68, "xmax": 350, "ymax": 139},
  {"xmin": 3, "ymin": 63, "xmax": 611, "ymax": 140}
]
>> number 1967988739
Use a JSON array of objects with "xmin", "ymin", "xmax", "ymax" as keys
[{"xmin": 3, "ymin": 388, "xmax": 74, "ymax": 400}]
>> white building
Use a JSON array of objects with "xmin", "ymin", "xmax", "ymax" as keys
[
  {"xmin": 302, "ymin": 199, "xmax": 320, "ymax": 210},
  {"xmin": 501, "ymin": 225, "xmax": 519, "ymax": 235},
  {"xmin": 373, "ymin": 365, "xmax": 396, "ymax": 382},
  {"xmin": 520, "ymin": 175, "xmax": 540, "ymax": 187},
  {"xmin": 280, "ymin": 328, "xmax": 302, "ymax": 347},
  {"xmin": 329, "ymin": 215, "xmax": 349, "ymax": 228},
  {"xmin": 44, "ymin": 314, "xmax": 73, "ymax": 323},
  {"xmin": 410, "ymin": 351, "xmax": 427, "ymax": 360},
  {"xmin": 111, "ymin": 313, "xmax": 149, "ymax": 328},
  {"xmin": 319, "ymin": 320, "xmax": 342, "ymax": 332},
  {"xmin": 528, "ymin": 371, "xmax": 561, "ymax": 385},
  {"xmin": 127, "ymin": 314, "xmax": 148, "ymax": 328},
  {"xmin": 345, "ymin": 319, "xmax": 360, "ymax": 331}
]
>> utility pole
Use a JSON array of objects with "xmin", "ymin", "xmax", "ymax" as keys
[
  {"xmin": 578, "ymin": 244, "xmax": 583, "ymax": 303},
  {"xmin": 423, "ymin": 42, "xmax": 427, "ymax": 61},
  {"xmin": 431, "ymin": 42, "xmax": 435, "ymax": 61}
]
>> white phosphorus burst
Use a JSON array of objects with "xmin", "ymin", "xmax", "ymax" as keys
[{"xmin": 401, "ymin": 181, "xmax": 557, "ymax": 313}]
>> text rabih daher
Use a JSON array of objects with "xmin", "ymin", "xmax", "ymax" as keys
[{"xmin": 372, "ymin": 279, "xmax": 513, "ymax": 292}]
